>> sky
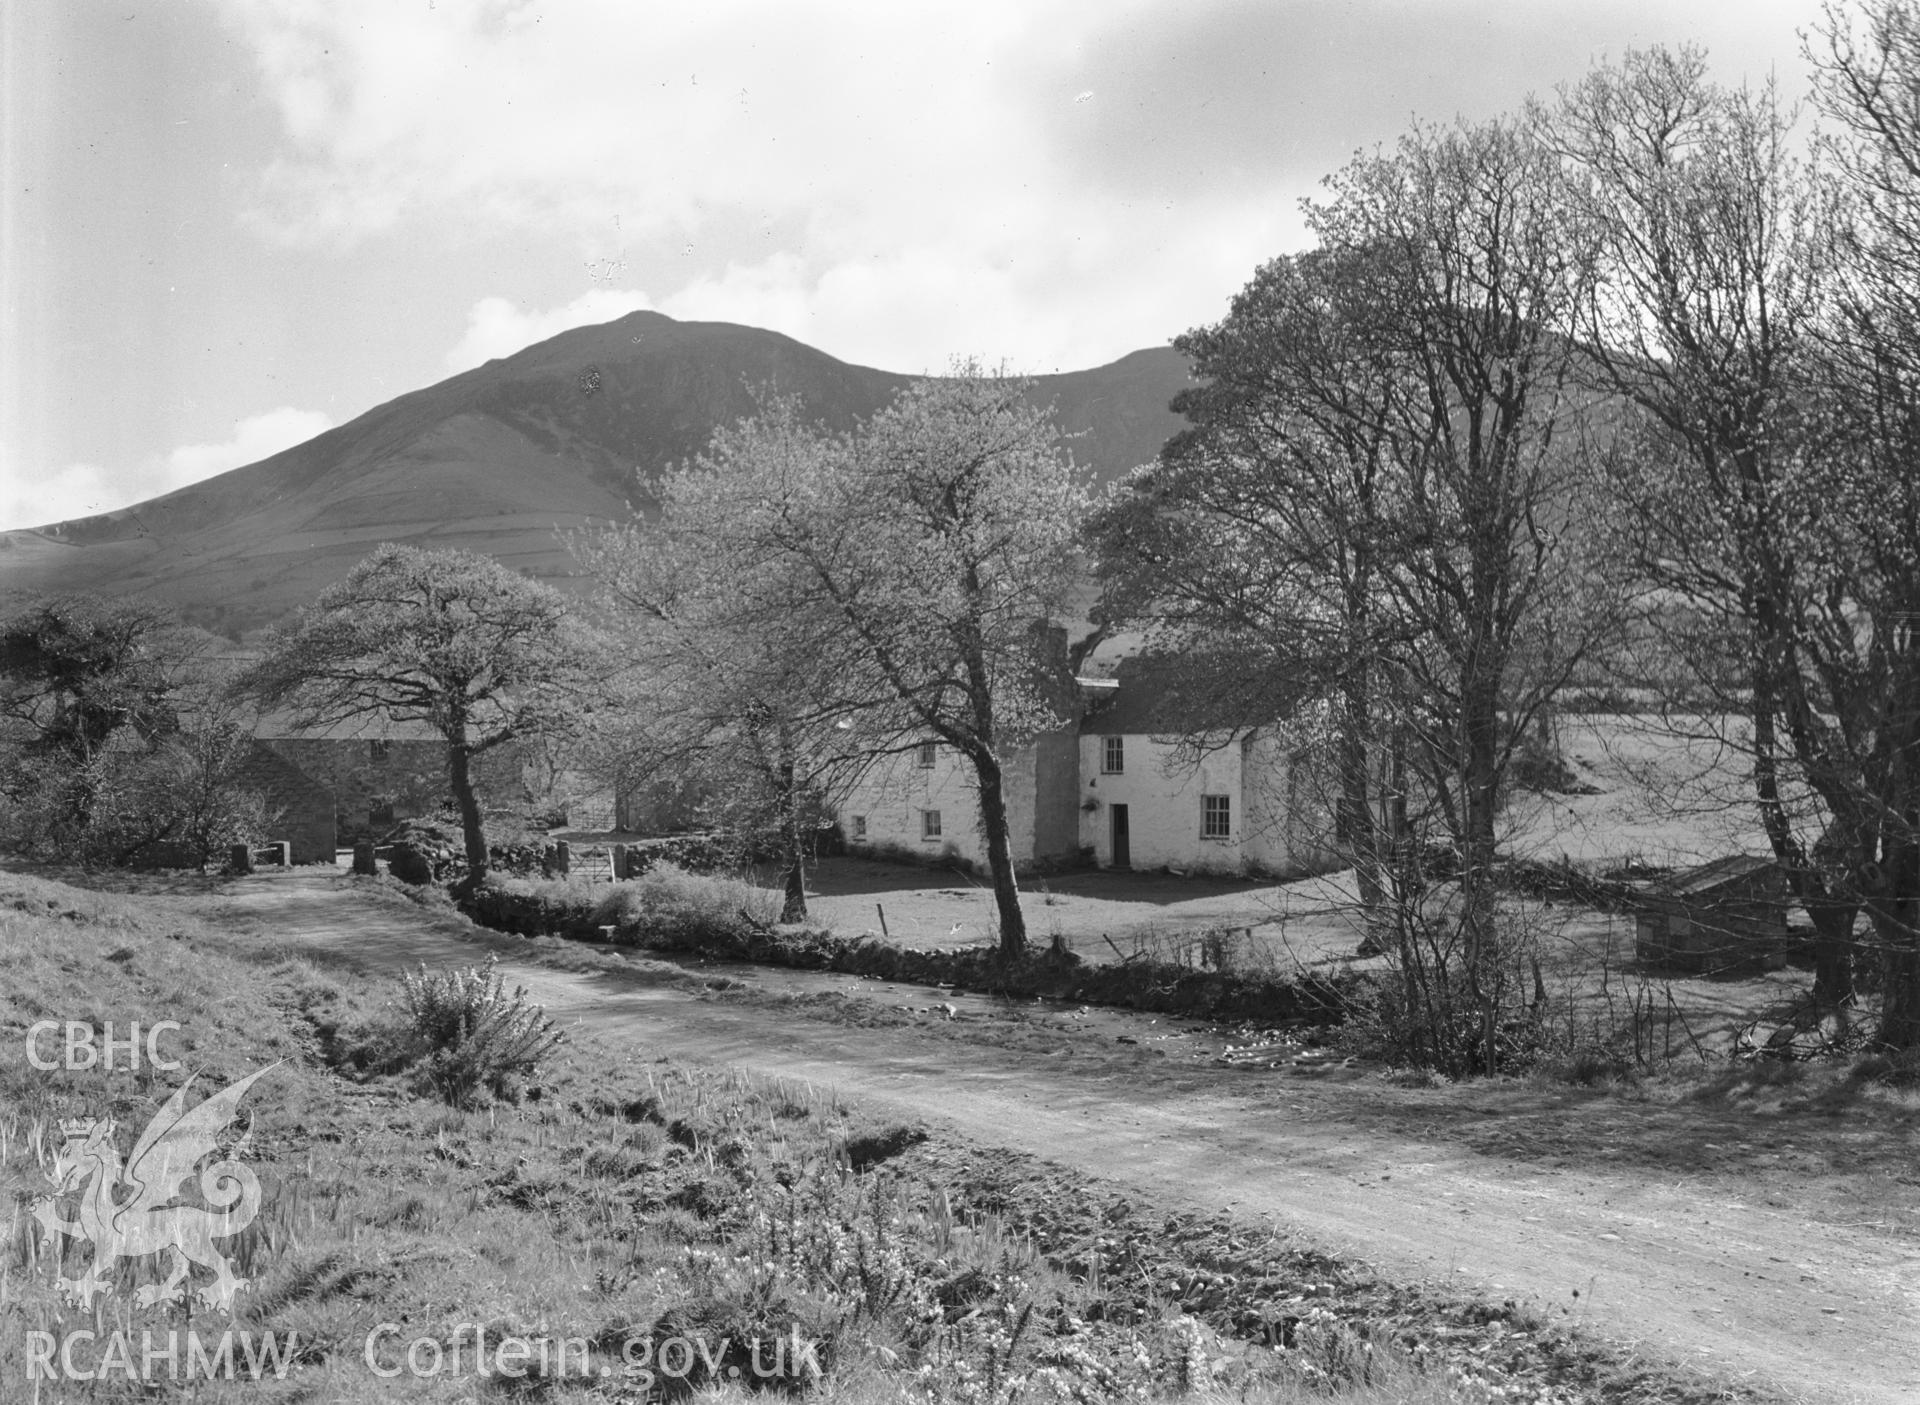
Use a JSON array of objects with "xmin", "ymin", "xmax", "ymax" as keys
[{"xmin": 1, "ymin": 0, "xmax": 1832, "ymax": 531}]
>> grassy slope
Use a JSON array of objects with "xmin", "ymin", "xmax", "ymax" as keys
[{"xmin": 0, "ymin": 870, "xmax": 1773, "ymax": 1404}]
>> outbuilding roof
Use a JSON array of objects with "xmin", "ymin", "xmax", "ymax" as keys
[{"xmin": 1655, "ymin": 853, "xmax": 1781, "ymax": 897}]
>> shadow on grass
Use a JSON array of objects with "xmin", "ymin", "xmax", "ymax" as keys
[
  {"xmin": 783, "ymin": 855, "xmax": 1270, "ymax": 907},
  {"xmin": 0, "ymin": 857, "xmax": 242, "ymax": 897},
  {"xmin": 1344, "ymin": 1057, "xmax": 1920, "ymax": 1190}
]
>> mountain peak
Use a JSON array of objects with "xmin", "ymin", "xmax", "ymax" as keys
[{"xmin": 2, "ymin": 316, "xmax": 1189, "ymax": 637}]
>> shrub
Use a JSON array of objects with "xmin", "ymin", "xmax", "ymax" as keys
[
  {"xmin": 387, "ymin": 842, "xmax": 434, "ymax": 886},
  {"xmin": 600, "ymin": 861, "xmax": 781, "ymax": 943},
  {"xmin": 398, "ymin": 955, "xmax": 564, "ymax": 1106},
  {"xmin": 1337, "ymin": 965, "xmax": 1549, "ymax": 1076},
  {"xmin": 1509, "ymin": 731, "xmax": 1583, "ymax": 794},
  {"xmin": 1548, "ymin": 1043, "xmax": 1638, "ymax": 1087},
  {"xmin": 461, "ymin": 865, "xmax": 780, "ymax": 946},
  {"xmin": 461, "ymin": 874, "xmax": 609, "ymax": 937}
]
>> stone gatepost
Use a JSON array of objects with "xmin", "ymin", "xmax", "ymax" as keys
[
  {"xmin": 352, "ymin": 841, "xmax": 377, "ymax": 876},
  {"xmin": 229, "ymin": 844, "xmax": 254, "ymax": 875},
  {"xmin": 269, "ymin": 841, "xmax": 292, "ymax": 867},
  {"xmin": 612, "ymin": 843, "xmax": 629, "ymax": 880},
  {"xmin": 553, "ymin": 841, "xmax": 571, "ymax": 876}
]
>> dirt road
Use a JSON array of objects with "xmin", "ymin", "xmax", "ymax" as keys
[{"xmin": 226, "ymin": 871, "xmax": 1919, "ymax": 1405}]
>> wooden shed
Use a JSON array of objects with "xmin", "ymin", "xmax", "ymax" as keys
[{"xmin": 1634, "ymin": 854, "xmax": 1789, "ymax": 975}]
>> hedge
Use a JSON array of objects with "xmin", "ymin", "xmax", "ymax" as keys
[{"xmin": 461, "ymin": 874, "xmax": 1356, "ymax": 1026}]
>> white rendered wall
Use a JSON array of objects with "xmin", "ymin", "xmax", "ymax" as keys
[
  {"xmin": 840, "ymin": 743, "xmax": 1039, "ymax": 869},
  {"xmin": 1077, "ymin": 733, "xmax": 1246, "ymax": 874}
]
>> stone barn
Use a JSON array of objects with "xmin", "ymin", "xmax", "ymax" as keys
[
  {"xmin": 1634, "ymin": 854, "xmax": 1789, "ymax": 974},
  {"xmin": 256, "ymin": 714, "xmax": 616, "ymax": 841},
  {"xmin": 232, "ymin": 742, "xmax": 337, "ymax": 863}
]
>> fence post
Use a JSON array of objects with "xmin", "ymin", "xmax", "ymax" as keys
[
  {"xmin": 554, "ymin": 841, "xmax": 571, "ymax": 876},
  {"xmin": 352, "ymin": 841, "xmax": 377, "ymax": 876},
  {"xmin": 229, "ymin": 843, "xmax": 254, "ymax": 875},
  {"xmin": 612, "ymin": 843, "xmax": 628, "ymax": 881}
]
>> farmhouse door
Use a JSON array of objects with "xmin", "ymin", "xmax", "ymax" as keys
[{"xmin": 1111, "ymin": 804, "xmax": 1131, "ymax": 869}]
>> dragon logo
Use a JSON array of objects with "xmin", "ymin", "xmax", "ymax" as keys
[{"xmin": 30, "ymin": 1065, "xmax": 278, "ymax": 1314}]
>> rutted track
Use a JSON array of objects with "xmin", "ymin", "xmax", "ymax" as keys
[{"xmin": 229, "ymin": 870, "xmax": 1920, "ymax": 1405}]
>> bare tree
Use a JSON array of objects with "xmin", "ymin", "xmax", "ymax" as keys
[
  {"xmin": 1544, "ymin": 46, "xmax": 1868, "ymax": 1007},
  {"xmin": 1309, "ymin": 117, "xmax": 1615, "ymax": 1072},
  {"xmin": 1091, "ymin": 246, "xmax": 1406, "ymax": 939},
  {"xmin": 1095, "ymin": 118, "xmax": 1618, "ymax": 1073},
  {"xmin": 1800, "ymin": 3, "xmax": 1920, "ymax": 1043}
]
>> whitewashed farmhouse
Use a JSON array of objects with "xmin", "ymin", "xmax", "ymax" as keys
[
  {"xmin": 835, "ymin": 729, "xmax": 1081, "ymax": 871},
  {"xmin": 837, "ymin": 659, "xmax": 1341, "ymax": 880}
]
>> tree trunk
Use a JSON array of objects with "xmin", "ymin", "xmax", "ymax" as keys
[
  {"xmin": 781, "ymin": 860, "xmax": 807, "ymax": 924},
  {"xmin": 1808, "ymin": 899, "xmax": 1857, "ymax": 1009},
  {"xmin": 447, "ymin": 740, "xmax": 489, "ymax": 895},
  {"xmin": 972, "ymin": 751, "xmax": 1027, "ymax": 960},
  {"xmin": 1338, "ymin": 676, "xmax": 1386, "ymax": 954},
  {"xmin": 777, "ymin": 726, "xmax": 807, "ymax": 923},
  {"xmin": 1461, "ymin": 676, "xmax": 1504, "ymax": 1075},
  {"xmin": 1878, "ymin": 927, "xmax": 1920, "ymax": 1051},
  {"xmin": 1874, "ymin": 830, "xmax": 1920, "ymax": 1050}
]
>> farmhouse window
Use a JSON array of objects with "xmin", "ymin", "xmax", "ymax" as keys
[
  {"xmin": 851, "ymin": 815, "xmax": 868, "ymax": 839},
  {"xmin": 369, "ymin": 739, "xmax": 390, "ymax": 763},
  {"xmin": 1102, "ymin": 736, "xmax": 1124, "ymax": 774},
  {"xmin": 921, "ymin": 809, "xmax": 943, "ymax": 840},
  {"xmin": 917, "ymin": 740, "xmax": 937, "ymax": 768},
  {"xmin": 1202, "ymin": 794, "xmax": 1231, "ymax": 840}
]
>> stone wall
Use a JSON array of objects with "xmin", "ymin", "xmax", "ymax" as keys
[
  {"xmin": 1029, "ymin": 730, "xmax": 1082, "ymax": 862},
  {"xmin": 234, "ymin": 742, "xmax": 336, "ymax": 863},
  {"xmin": 261, "ymin": 737, "xmax": 449, "ymax": 842}
]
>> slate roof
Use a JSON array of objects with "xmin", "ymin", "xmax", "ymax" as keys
[{"xmin": 1079, "ymin": 654, "xmax": 1308, "ymax": 738}]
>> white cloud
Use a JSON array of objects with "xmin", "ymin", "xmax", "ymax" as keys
[
  {"xmin": 448, "ymin": 189, "xmax": 1299, "ymax": 379},
  {"xmin": 650, "ymin": 188, "xmax": 1299, "ymax": 374},
  {"xmin": 165, "ymin": 407, "xmax": 337, "ymax": 484},
  {"xmin": 215, "ymin": 0, "xmax": 1823, "ymax": 384},
  {"xmin": 218, "ymin": 0, "xmax": 1202, "ymax": 371},
  {"xmin": 2, "ymin": 462, "xmax": 123, "ymax": 533},
  {"xmin": 217, "ymin": 1, "xmax": 1047, "ymax": 252},
  {"xmin": 1, "ymin": 408, "xmax": 335, "ymax": 532},
  {"xmin": 445, "ymin": 289, "xmax": 655, "ymax": 373}
]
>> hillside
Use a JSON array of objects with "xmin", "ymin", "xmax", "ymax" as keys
[{"xmin": 0, "ymin": 311, "xmax": 1190, "ymax": 636}]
